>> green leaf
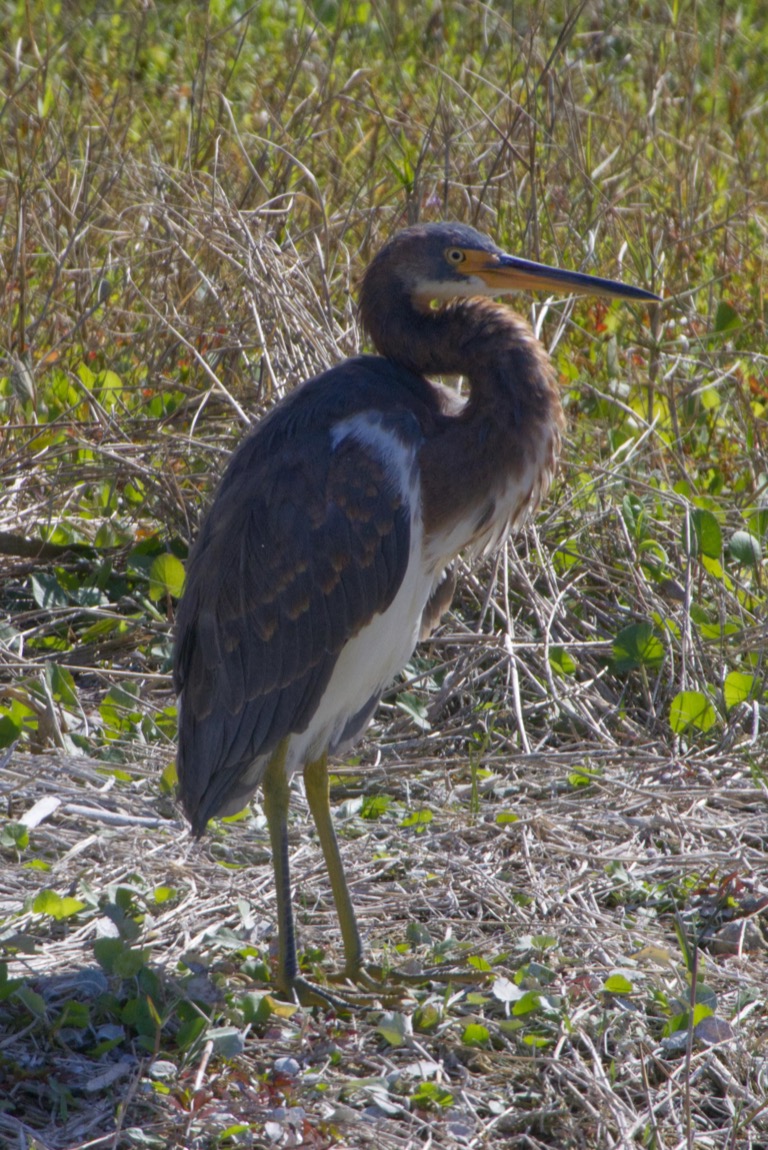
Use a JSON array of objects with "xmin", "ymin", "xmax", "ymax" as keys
[
  {"xmin": 0, "ymin": 713, "xmax": 21, "ymax": 748},
  {"xmin": 553, "ymin": 538, "xmax": 579, "ymax": 573},
  {"xmin": 59, "ymin": 1000, "xmax": 90, "ymax": 1029},
  {"xmin": 405, "ymin": 921, "xmax": 432, "ymax": 947},
  {"xmin": 567, "ymin": 770, "xmax": 592, "ymax": 788},
  {"xmin": 729, "ymin": 531, "xmax": 761, "ymax": 568},
  {"xmin": 621, "ymin": 494, "xmax": 645, "ymax": 540},
  {"xmin": 663, "ymin": 1002, "xmax": 714, "ymax": 1038},
  {"xmin": 124, "ymin": 479, "xmax": 146, "ymax": 505},
  {"xmin": 94, "ymin": 938, "xmax": 148, "ymax": 976},
  {"xmin": 148, "ymin": 553, "xmax": 186, "ymax": 601},
  {"xmin": 0, "ymin": 962, "xmax": 24, "ymax": 1001},
  {"xmin": 236, "ymin": 991, "xmax": 270, "ymax": 1025},
  {"xmin": 218, "ymin": 1126, "xmax": 250, "ymax": 1142},
  {"xmin": 48, "ymin": 663, "xmax": 78, "ymax": 707},
  {"xmin": 522, "ymin": 1032, "xmax": 551, "ymax": 1048},
  {"xmin": 113, "ymin": 946, "xmax": 151, "ymax": 978},
  {"xmin": 127, "ymin": 535, "xmax": 165, "ymax": 576},
  {"xmin": 14, "ymin": 984, "xmax": 47, "ymax": 1018},
  {"xmin": 662, "ymin": 1010, "xmax": 687, "ymax": 1037},
  {"xmin": 669, "ymin": 691, "xmax": 717, "ymax": 734},
  {"xmin": 748, "ymin": 508, "xmax": 768, "ymax": 539},
  {"xmin": 713, "ymin": 300, "xmax": 740, "ymax": 333},
  {"xmin": 462, "ymin": 1022, "xmax": 490, "ymax": 1047},
  {"xmin": 409, "ymin": 1080, "xmax": 454, "ymax": 1108},
  {"xmin": 177, "ymin": 1014, "xmax": 208, "ymax": 1050},
  {"xmin": 413, "ymin": 1002, "xmax": 441, "ymax": 1032},
  {"xmin": 361, "ymin": 794, "xmax": 392, "ymax": 819},
  {"xmin": 152, "ymin": 885, "xmax": 177, "ymax": 905},
  {"xmin": 611, "ymin": 622, "xmax": 665, "ymax": 673},
  {"xmin": 723, "ymin": 671, "xmax": 758, "ymax": 710},
  {"xmin": 94, "ymin": 520, "xmax": 127, "ymax": 548},
  {"xmin": 693, "ymin": 982, "xmax": 718, "ymax": 1012},
  {"xmin": 603, "ymin": 974, "xmax": 634, "ymax": 994},
  {"xmin": 400, "ymin": 808, "xmax": 433, "ymax": 829},
  {"xmin": 495, "ymin": 810, "xmax": 519, "ymax": 825},
  {"xmin": 396, "ymin": 691, "xmax": 430, "ymax": 730},
  {"xmin": 100, "ymin": 681, "xmax": 142, "ymax": 730},
  {"xmin": 549, "ymin": 646, "xmax": 577, "ymax": 676},
  {"xmin": 159, "ymin": 760, "xmax": 178, "ymax": 794},
  {"xmin": 95, "ymin": 368, "xmax": 125, "ymax": 411},
  {"xmin": 512, "ymin": 991, "xmax": 541, "ymax": 1016},
  {"xmin": 376, "ymin": 1010, "xmax": 411, "ymax": 1046},
  {"xmin": 700, "ymin": 553, "xmax": 734, "ymax": 589},
  {"xmin": 30, "ymin": 572, "xmax": 69, "ymax": 609},
  {"xmin": 77, "ymin": 362, "xmax": 96, "ymax": 389},
  {"xmin": 0, "ymin": 822, "xmax": 29, "ymax": 850},
  {"xmin": 465, "ymin": 991, "xmax": 489, "ymax": 1006},
  {"xmin": 684, "ymin": 509, "xmax": 722, "ymax": 559},
  {"xmin": 33, "ymin": 889, "xmax": 86, "ymax": 920}
]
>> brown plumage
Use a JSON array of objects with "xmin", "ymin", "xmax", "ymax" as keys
[{"xmin": 174, "ymin": 222, "xmax": 658, "ymax": 1003}]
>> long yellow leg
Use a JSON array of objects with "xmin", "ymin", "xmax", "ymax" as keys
[
  {"xmin": 303, "ymin": 753, "xmax": 363, "ymax": 979},
  {"xmin": 262, "ymin": 744, "xmax": 358, "ymax": 1008},
  {"xmin": 261, "ymin": 741, "xmax": 298, "ymax": 990}
]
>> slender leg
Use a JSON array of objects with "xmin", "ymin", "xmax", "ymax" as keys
[
  {"xmin": 261, "ymin": 741, "xmax": 298, "ymax": 989},
  {"xmin": 303, "ymin": 753, "xmax": 363, "ymax": 979},
  {"xmin": 262, "ymin": 744, "xmax": 356, "ymax": 1009}
]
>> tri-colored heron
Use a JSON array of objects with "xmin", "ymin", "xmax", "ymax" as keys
[{"xmin": 174, "ymin": 222, "xmax": 659, "ymax": 1002}]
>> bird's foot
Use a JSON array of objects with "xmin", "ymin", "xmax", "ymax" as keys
[
  {"xmin": 278, "ymin": 973, "xmax": 358, "ymax": 1012},
  {"xmin": 327, "ymin": 962, "xmax": 420, "ymax": 1006},
  {"xmin": 341, "ymin": 963, "xmax": 385, "ymax": 993},
  {"xmin": 276, "ymin": 963, "xmax": 413, "ymax": 1011},
  {"xmin": 363, "ymin": 961, "xmax": 493, "ymax": 989}
]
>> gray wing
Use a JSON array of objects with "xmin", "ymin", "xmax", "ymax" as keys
[{"xmin": 174, "ymin": 421, "xmax": 415, "ymax": 833}]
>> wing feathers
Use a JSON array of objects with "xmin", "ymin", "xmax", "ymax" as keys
[{"xmin": 175, "ymin": 396, "xmax": 420, "ymax": 827}]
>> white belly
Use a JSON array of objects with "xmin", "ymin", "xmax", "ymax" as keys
[{"xmin": 283, "ymin": 533, "xmax": 432, "ymax": 773}]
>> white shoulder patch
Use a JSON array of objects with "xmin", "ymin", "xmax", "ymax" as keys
[{"xmin": 331, "ymin": 412, "xmax": 419, "ymax": 503}]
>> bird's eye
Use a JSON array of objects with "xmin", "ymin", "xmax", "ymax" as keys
[{"xmin": 445, "ymin": 248, "xmax": 465, "ymax": 265}]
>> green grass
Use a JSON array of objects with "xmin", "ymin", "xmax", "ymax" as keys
[{"xmin": 1, "ymin": 1, "xmax": 767, "ymax": 1147}]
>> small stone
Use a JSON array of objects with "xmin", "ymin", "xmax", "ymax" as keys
[
  {"xmin": 710, "ymin": 920, "xmax": 767, "ymax": 956},
  {"xmin": 273, "ymin": 1056, "xmax": 301, "ymax": 1077}
]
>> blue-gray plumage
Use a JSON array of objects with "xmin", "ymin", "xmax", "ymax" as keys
[
  {"xmin": 176, "ymin": 359, "xmax": 442, "ymax": 830},
  {"xmin": 174, "ymin": 223, "xmax": 659, "ymax": 1003}
]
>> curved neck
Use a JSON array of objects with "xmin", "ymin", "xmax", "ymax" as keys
[
  {"xmin": 361, "ymin": 288, "xmax": 560, "ymax": 425},
  {"xmin": 360, "ymin": 279, "xmax": 565, "ymax": 562}
]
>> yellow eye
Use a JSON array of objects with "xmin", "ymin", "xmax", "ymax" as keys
[{"xmin": 445, "ymin": 248, "xmax": 465, "ymax": 265}]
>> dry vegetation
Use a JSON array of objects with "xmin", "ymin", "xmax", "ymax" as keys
[{"xmin": 1, "ymin": 1, "xmax": 767, "ymax": 1147}]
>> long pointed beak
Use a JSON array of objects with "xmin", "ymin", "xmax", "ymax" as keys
[{"xmin": 475, "ymin": 252, "xmax": 661, "ymax": 304}]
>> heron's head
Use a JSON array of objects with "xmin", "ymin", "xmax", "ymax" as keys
[{"xmin": 360, "ymin": 221, "xmax": 660, "ymax": 315}]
